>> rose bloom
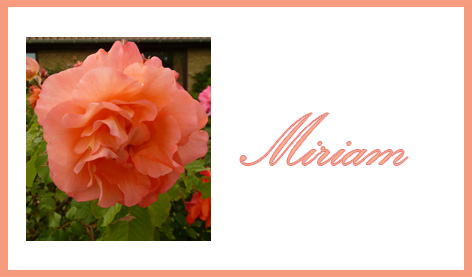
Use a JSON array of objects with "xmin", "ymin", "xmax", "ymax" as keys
[
  {"xmin": 185, "ymin": 191, "xmax": 211, "ymax": 228},
  {"xmin": 28, "ymin": 85, "xmax": 42, "ymax": 108},
  {"xmin": 35, "ymin": 41, "xmax": 209, "ymax": 207},
  {"xmin": 198, "ymin": 86, "xmax": 211, "ymax": 116},
  {"xmin": 26, "ymin": 57, "xmax": 40, "ymax": 81}
]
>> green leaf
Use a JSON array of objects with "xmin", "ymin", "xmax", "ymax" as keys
[
  {"xmin": 82, "ymin": 212, "xmax": 95, "ymax": 225},
  {"xmin": 91, "ymin": 200, "xmax": 107, "ymax": 218},
  {"xmin": 39, "ymin": 196, "xmax": 55, "ymax": 212},
  {"xmin": 51, "ymin": 229, "xmax": 69, "ymax": 241},
  {"xmin": 185, "ymin": 160, "xmax": 208, "ymax": 173},
  {"xmin": 65, "ymin": 206, "xmax": 77, "ymax": 220},
  {"xmin": 48, "ymin": 212, "xmax": 62, "ymax": 228},
  {"xmin": 71, "ymin": 200, "xmax": 91, "ymax": 220},
  {"xmin": 104, "ymin": 221, "xmax": 128, "ymax": 241},
  {"xmin": 70, "ymin": 221, "xmax": 84, "ymax": 236},
  {"xmin": 91, "ymin": 201, "xmax": 122, "ymax": 227},
  {"xmin": 128, "ymin": 206, "xmax": 154, "ymax": 240},
  {"xmin": 101, "ymin": 204, "xmax": 122, "ymax": 227},
  {"xmin": 184, "ymin": 173, "xmax": 199, "ymax": 193},
  {"xmin": 37, "ymin": 230, "xmax": 53, "ymax": 241},
  {"xmin": 104, "ymin": 206, "xmax": 154, "ymax": 241},
  {"xmin": 26, "ymin": 156, "xmax": 37, "ymax": 188},
  {"xmin": 147, "ymin": 194, "xmax": 171, "ymax": 228},
  {"xmin": 174, "ymin": 212, "xmax": 188, "ymax": 226},
  {"xmin": 194, "ymin": 179, "xmax": 211, "ymax": 199},
  {"xmin": 166, "ymin": 183, "xmax": 183, "ymax": 201},
  {"xmin": 113, "ymin": 206, "xmax": 130, "ymax": 222},
  {"xmin": 34, "ymin": 141, "xmax": 52, "ymax": 184},
  {"xmin": 26, "ymin": 121, "xmax": 40, "ymax": 156},
  {"xmin": 55, "ymin": 190, "xmax": 68, "ymax": 202},
  {"xmin": 185, "ymin": 227, "xmax": 198, "ymax": 239}
]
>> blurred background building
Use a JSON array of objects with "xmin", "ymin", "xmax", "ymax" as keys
[{"xmin": 26, "ymin": 37, "xmax": 211, "ymax": 91}]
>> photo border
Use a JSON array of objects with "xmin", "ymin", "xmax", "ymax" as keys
[{"xmin": 4, "ymin": 0, "xmax": 470, "ymax": 276}]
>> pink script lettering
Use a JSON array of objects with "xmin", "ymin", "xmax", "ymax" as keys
[{"xmin": 240, "ymin": 113, "xmax": 408, "ymax": 166}]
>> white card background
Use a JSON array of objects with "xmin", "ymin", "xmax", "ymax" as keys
[{"xmin": 9, "ymin": 7, "xmax": 464, "ymax": 270}]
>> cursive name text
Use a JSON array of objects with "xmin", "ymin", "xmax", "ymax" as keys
[{"xmin": 240, "ymin": 112, "xmax": 408, "ymax": 166}]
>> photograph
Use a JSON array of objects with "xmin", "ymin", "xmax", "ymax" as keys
[{"xmin": 25, "ymin": 37, "xmax": 211, "ymax": 241}]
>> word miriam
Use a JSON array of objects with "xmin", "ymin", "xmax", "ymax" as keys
[{"xmin": 240, "ymin": 112, "xmax": 408, "ymax": 166}]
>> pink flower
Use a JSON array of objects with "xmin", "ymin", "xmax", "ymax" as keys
[
  {"xmin": 198, "ymin": 86, "xmax": 211, "ymax": 116},
  {"xmin": 26, "ymin": 57, "xmax": 40, "ymax": 81},
  {"xmin": 35, "ymin": 41, "xmax": 209, "ymax": 208}
]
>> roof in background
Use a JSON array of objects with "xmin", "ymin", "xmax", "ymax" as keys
[{"xmin": 26, "ymin": 37, "xmax": 211, "ymax": 44}]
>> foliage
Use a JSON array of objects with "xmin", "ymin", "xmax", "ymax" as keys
[
  {"xmin": 190, "ymin": 64, "xmax": 211, "ymax": 99},
  {"xmin": 26, "ymin": 73, "xmax": 211, "ymax": 241},
  {"xmin": 43, "ymin": 65, "xmax": 69, "ymax": 76}
]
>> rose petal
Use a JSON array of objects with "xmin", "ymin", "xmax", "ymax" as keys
[
  {"xmin": 82, "ymin": 41, "xmax": 143, "ymax": 72},
  {"xmin": 63, "ymin": 101, "xmax": 136, "ymax": 129},
  {"xmin": 177, "ymin": 130, "xmax": 209, "ymax": 166},
  {"xmin": 74, "ymin": 128, "xmax": 119, "ymax": 154},
  {"xmin": 144, "ymin": 57, "xmax": 163, "ymax": 68},
  {"xmin": 97, "ymin": 160, "xmax": 151, "ymax": 206},
  {"xmin": 110, "ymin": 99, "xmax": 157, "ymax": 125},
  {"xmin": 131, "ymin": 114, "xmax": 182, "ymax": 178},
  {"xmin": 72, "ymin": 67, "xmax": 143, "ymax": 108},
  {"xmin": 128, "ymin": 122, "xmax": 151, "ymax": 146},
  {"xmin": 74, "ymin": 147, "xmax": 119, "ymax": 174},
  {"xmin": 123, "ymin": 63, "xmax": 178, "ymax": 109},
  {"xmin": 161, "ymin": 91, "xmax": 208, "ymax": 141},
  {"xmin": 42, "ymin": 101, "xmax": 85, "ymax": 166},
  {"xmin": 49, "ymin": 159, "xmax": 94, "ymax": 193},
  {"xmin": 96, "ymin": 176, "xmax": 125, "ymax": 208},
  {"xmin": 35, "ymin": 67, "xmax": 87, "ymax": 125},
  {"xmin": 69, "ymin": 183, "xmax": 101, "ymax": 202},
  {"xmin": 137, "ymin": 170, "xmax": 181, "ymax": 207}
]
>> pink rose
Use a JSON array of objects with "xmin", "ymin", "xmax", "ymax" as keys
[
  {"xmin": 198, "ymin": 86, "xmax": 211, "ymax": 116},
  {"xmin": 35, "ymin": 41, "xmax": 209, "ymax": 207}
]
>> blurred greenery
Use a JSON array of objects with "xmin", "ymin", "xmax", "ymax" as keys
[{"xmin": 190, "ymin": 64, "xmax": 211, "ymax": 99}]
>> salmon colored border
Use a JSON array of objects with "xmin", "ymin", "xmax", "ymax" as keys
[{"xmin": 5, "ymin": 0, "xmax": 471, "ymax": 276}]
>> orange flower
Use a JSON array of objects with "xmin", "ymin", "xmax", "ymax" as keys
[
  {"xmin": 28, "ymin": 85, "xmax": 42, "ymax": 108},
  {"xmin": 185, "ymin": 191, "xmax": 211, "ymax": 228},
  {"xmin": 26, "ymin": 57, "xmax": 40, "ymax": 81},
  {"xmin": 35, "ymin": 41, "xmax": 208, "ymax": 207},
  {"xmin": 73, "ymin": 61, "xmax": 83, "ymax": 67},
  {"xmin": 200, "ymin": 169, "xmax": 211, "ymax": 183}
]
